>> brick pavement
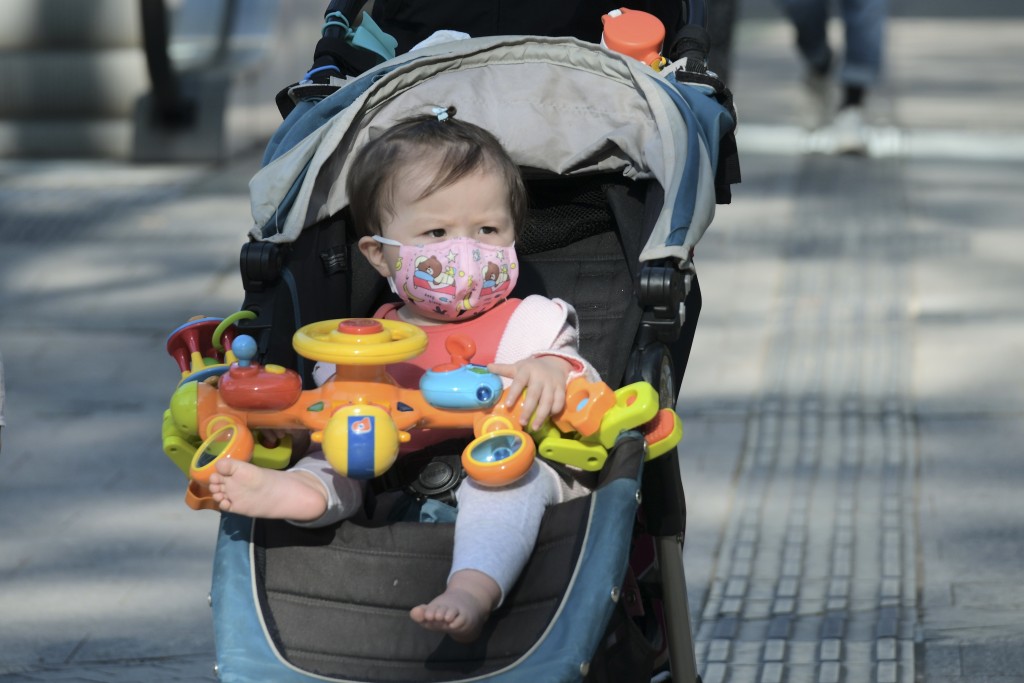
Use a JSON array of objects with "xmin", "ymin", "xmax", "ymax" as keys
[
  {"xmin": 677, "ymin": 10, "xmax": 1024, "ymax": 683},
  {"xmin": 686, "ymin": 157, "xmax": 919, "ymax": 683}
]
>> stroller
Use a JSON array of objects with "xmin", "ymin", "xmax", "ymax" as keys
[{"xmin": 182, "ymin": 2, "xmax": 739, "ymax": 682}]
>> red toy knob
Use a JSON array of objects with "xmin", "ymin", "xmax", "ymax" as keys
[
  {"xmin": 338, "ymin": 319, "xmax": 384, "ymax": 335},
  {"xmin": 220, "ymin": 364, "xmax": 303, "ymax": 411},
  {"xmin": 432, "ymin": 334, "xmax": 477, "ymax": 372}
]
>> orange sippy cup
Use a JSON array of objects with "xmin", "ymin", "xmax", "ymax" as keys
[{"xmin": 601, "ymin": 7, "xmax": 668, "ymax": 71}]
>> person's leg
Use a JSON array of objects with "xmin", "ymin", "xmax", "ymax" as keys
[
  {"xmin": 208, "ymin": 460, "xmax": 329, "ymax": 520},
  {"xmin": 208, "ymin": 451, "xmax": 363, "ymax": 525},
  {"xmin": 775, "ymin": 0, "xmax": 832, "ymax": 74},
  {"xmin": 824, "ymin": 0, "xmax": 886, "ymax": 152},
  {"xmin": 838, "ymin": 0, "xmax": 887, "ymax": 100},
  {"xmin": 776, "ymin": 0, "xmax": 835, "ymax": 127},
  {"xmin": 410, "ymin": 461, "xmax": 563, "ymax": 641}
]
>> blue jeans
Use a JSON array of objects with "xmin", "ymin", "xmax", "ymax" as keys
[{"xmin": 775, "ymin": 0, "xmax": 887, "ymax": 87}]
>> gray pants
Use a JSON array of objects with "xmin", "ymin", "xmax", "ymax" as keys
[
  {"xmin": 775, "ymin": 0, "xmax": 888, "ymax": 87},
  {"xmin": 292, "ymin": 453, "xmax": 584, "ymax": 602}
]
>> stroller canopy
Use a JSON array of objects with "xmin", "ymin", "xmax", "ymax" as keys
[{"xmin": 248, "ymin": 35, "xmax": 734, "ymax": 265}]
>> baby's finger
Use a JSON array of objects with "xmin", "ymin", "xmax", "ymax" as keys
[
  {"xmin": 488, "ymin": 364, "xmax": 523, "ymax": 408},
  {"xmin": 517, "ymin": 382, "xmax": 540, "ymax": 425},
  {"xmin": 486, "ymin": 363, "xmax": 516, "ymax": 378},
  {"xmin": 504, "ymin": 377, "xmax": 529, "ymax": 411},
  {"xmin": 529, "ymin": 381, "xmax": 559, "ymax": 430},
  {"xmin": 530, "ymin": 385, "xmax": 556, "ymax": 430},
  {"xmin": 549, "ymin": 382, "xmax": 566, "ymax": 417}
]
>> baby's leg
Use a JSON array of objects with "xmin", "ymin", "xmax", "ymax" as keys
[
  {"xmin": 208, "ymin": 459, "xmax": 328, "ymax": 521},
  {"xmin": 409, "ymin": 569, "xmax": 501, "ymax": 643},
  {"xmin": 410, "ymin": 461, "xmax": 562, "ymax": 642},
  {"xmin": 209, "ymin": 451, "xmax": 363, "ymax": 525}
]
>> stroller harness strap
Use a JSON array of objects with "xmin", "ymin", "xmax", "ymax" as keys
[{"xmin": 249, "ymin": 35, "xmax": 733, "ymax": 267}]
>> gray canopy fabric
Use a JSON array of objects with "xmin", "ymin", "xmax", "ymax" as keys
[{"xmin": 248, "ymin": 35, "xmax": 718, "ymax": 264}]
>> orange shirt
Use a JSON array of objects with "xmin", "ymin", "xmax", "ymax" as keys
[
  {"xmin": 375, "ymin": 299, "xmax": 522, "ymax": 386},
  {"xmin": 374, "ymin": 299, "xmax": 522, "ymax": 451}
]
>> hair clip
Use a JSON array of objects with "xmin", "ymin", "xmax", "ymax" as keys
[{"xmin": 431, "ymin": 106, "xmax": 456, "ymax": 122}]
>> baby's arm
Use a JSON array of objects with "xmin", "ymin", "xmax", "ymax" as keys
[
  {"xmin": 488, "ymin": 295, "xmax": 599, "ymax": 429},
  {"xmin": 487, "ymin": 355, "xmax": 574, "ymax": 429}
]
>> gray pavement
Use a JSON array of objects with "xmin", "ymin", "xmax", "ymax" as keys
[
  {"xmin": 679, "ymin": 6, "xmax": 1024, "ymax": 683},
  {"xmin": 1, "ymin": 6, "xmax": 1023, "ymax": 683}
]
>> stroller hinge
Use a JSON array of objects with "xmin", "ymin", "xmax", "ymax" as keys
[
  {"xmin": 240, "ymin": 242, "xmax": 284, "ymax": 293},
  {"xmin": 637, "ymin": 264, "xmax": 690, "ymax": 346}
]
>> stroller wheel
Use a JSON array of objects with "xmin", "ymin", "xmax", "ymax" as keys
[{"xmin": 626, "ymin": 343, "xmax": 677, "ymax": 409}]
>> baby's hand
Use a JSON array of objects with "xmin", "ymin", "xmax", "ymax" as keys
[{"xmin": 487, "ymin": 356, "xmax": 573, "ymax": 430}]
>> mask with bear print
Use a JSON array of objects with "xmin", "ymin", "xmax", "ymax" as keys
[{"xmin": 373, "ymin": 236, "xmax": 518, "ymax": 321}]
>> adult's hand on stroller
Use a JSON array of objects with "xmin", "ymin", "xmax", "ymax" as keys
[{"xmin": 488, "ymin": 356, "xmax": 572, "ymax": 430}]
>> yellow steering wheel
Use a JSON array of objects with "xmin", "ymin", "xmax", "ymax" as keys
[{"xmin": 292, "ymin": 318, "xmax": 428, "ymax": 365}]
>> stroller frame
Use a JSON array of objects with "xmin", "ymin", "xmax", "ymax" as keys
[{"xmin": 203, "ymin": 5, "xmax": 737, "ymax": 681}]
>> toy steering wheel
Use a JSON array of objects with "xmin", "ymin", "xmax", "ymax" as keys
[{"xmin": 292, "ymin": 318, "xmax": 428, "ymax": 365}]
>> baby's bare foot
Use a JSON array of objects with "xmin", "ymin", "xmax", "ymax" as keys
[
  {"xmin": 410, "ymin": 570, "xmax": 501, "ymax": 642},
  {"xmin": 207, "ymin": 459, "xmax": 327, "ymax": 521}
]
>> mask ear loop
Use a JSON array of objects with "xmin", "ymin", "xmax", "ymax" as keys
[{"xmin": 369, "ymin": 236, "xmax": 402, "ymax": 293}]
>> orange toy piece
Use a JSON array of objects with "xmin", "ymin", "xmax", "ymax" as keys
[
  {"xmin": 554, "ymin": 377, "xmax": 618, "ymax": 435},
  {"xmin": 166, "ymin": 318, "xmax": 559, "ymax": 508},
  {"xmin": 184, "ymin": 415, "xmax": 255, "ymax": 510}
]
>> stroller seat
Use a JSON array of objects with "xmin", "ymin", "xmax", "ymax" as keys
[{"xmin": 214, "ymin": 440, "xmax": 649, "ymax": 682}]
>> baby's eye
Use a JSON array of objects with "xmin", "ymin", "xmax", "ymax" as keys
[
  {"xmin": 424, "ymin": 228, "xmax": 446, "ymax": 239},
  {"xmin": 478, "ymin": 226, "xmax": 498, "ymax": 235}
]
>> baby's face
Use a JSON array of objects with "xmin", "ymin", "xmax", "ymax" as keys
[{"xmin": 379, "ymin": 165, "xmax": 515, "ymax": 251}]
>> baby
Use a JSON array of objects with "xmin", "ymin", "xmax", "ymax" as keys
[{"xmin": 208, "ymin": 108, "xmax": 597, "ymax": 642}]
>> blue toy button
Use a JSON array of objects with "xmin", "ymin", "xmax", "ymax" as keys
[
  {"xmin": 469, "ymin": 434, "xmax": 522, "ymax": 463},
  {"xmin": 233, "ymin": 335, "xmax": 258, "ymax": 366},
  {"xmin": 420, "ymin": 364, "xmax": 503, "ymax": 411}
]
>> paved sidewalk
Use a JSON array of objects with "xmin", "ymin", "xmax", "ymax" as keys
[
  {"xmin": 679, "ymin": 8, "xmax": 1024, "ymax": 683},
  {"xmin": 0, "ymin": 158, "xmax": 251, "ymax": 681},
  {"xmin": 0, "ymin": 8, "xmax": 1022, "ymax": 683}
]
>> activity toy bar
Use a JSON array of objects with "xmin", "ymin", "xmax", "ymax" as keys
[{"xmin": 162, "ymin": 315, "xmax": 682, "ymax": 510}]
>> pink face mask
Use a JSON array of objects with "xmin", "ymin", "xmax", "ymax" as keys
[{"xmin": 374, "ymin": 236, "xmax": 519, "ymax": 320}]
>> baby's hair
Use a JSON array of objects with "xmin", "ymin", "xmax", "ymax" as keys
[{"xmin": 346, "ymin": 109, "xmax": 527, "ymax": 237}]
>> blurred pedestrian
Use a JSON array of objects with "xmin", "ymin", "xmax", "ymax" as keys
[{"xmin": 775, "ymin": 0, "xmax": 887, "ymax": 153}]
